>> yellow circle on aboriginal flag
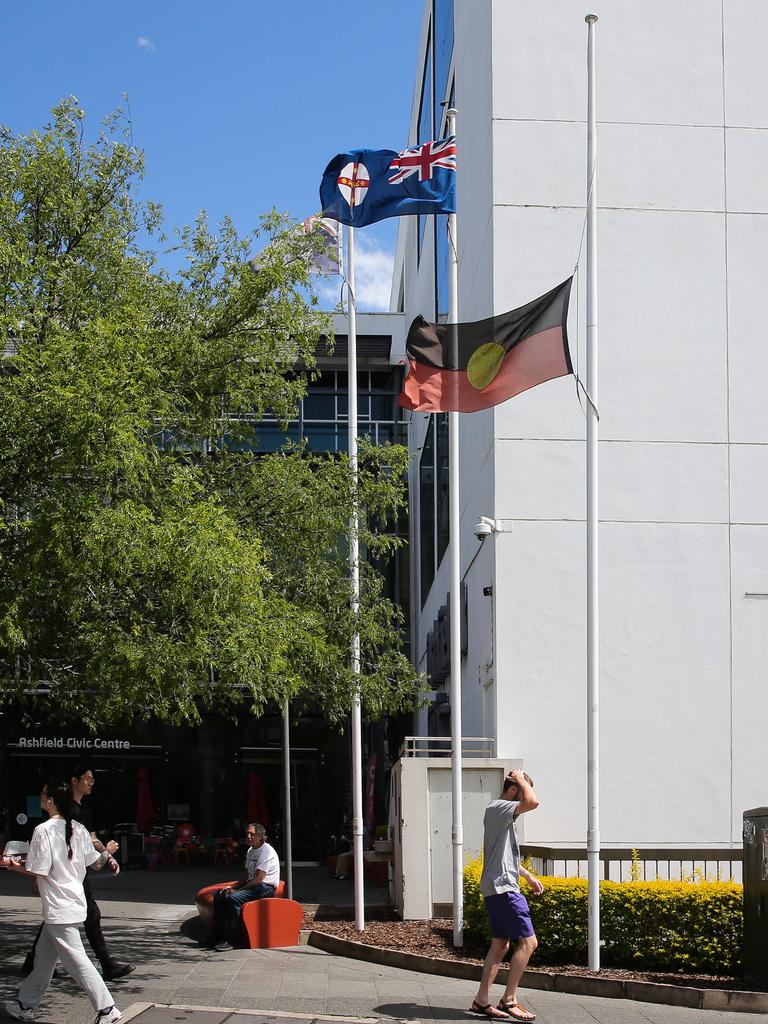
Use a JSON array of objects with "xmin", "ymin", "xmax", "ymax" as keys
[{"xmin": 466, "ymin": 341, "xmax": 505, "ymax": 391}]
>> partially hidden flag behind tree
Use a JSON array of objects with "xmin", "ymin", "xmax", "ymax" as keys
[
  {"xmin": 248, "ymin": 215, "xmax": 341, "ymax": 277},
  {"xmin": 302, "ymin": 214, "xmax": 342, "ymax": 275},
  {"xmin": 320, "ymin": 137, "xmax": 456, "ymax": 228},
  {"xmin": 399, "ymin": 278, "xmax": 573, "ymax": 413}
]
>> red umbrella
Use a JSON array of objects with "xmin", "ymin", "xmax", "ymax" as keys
[
  {"xmin": 246, "ymin": 769, "xmax": 270, "ymax": 827},
  {"xmin": 136, "ymin": 767, "xmax": 155, "ymax": 833}
]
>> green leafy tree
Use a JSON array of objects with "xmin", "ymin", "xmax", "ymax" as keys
[{"xmin": 0, "ymin": 99, "xmax": 420, "ymax": 728}]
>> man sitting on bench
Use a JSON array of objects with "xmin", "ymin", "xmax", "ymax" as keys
[{"xmin": 205, "ymin": 822, "xmax": 279, "ymax": 949}]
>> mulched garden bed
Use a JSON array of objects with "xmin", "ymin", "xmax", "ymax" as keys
[{"xmin": 304, "ymin": 908, "xmax": 768, "ymax": 993}]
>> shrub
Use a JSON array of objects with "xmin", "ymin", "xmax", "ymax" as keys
[{"xmin": 463, "ymin": 856, "xmax": 743, "ymax": 974}]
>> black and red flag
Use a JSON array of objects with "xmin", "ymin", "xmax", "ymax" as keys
[{"xmin": 399, "ymin": 277, "xmax": 573, "ymax": 413}]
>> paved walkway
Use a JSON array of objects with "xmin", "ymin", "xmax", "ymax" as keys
[{"xmin": 0, "ymin": 872, "xmax": 763, "ymax": 1024}]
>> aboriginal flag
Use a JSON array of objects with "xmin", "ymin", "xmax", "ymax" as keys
[{"xmin": 399, "ymin": 278, "xmax": 573, "ymax": 414}]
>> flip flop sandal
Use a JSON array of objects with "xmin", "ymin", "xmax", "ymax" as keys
[
  {"xmin": 469, "ymin": 1001, "xmax": 511, "ymax": 1019},
  {"xmin": 497, "ymin": 1002, "xmax": 536, "ymax": 1022}
]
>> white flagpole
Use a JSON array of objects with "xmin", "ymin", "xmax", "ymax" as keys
[
  {"xmin": 346, "ymin": 223, "xmax": 365, "ymax": 931},
  {"xmin": 282, "ymin": 699, "xmax": 293, "ymax": 900},
  {"xmin": 446, "ymin": 106, "xmax": 464, "ymax": 949},
  {"xmin": 585, "ymin": 13, "xmax": 601, "ymax": 972}
]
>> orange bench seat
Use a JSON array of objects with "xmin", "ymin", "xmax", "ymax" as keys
[
  {"xmin": 195, "ymin": 879, "xmax": 286, "ymax": 931},
  {"xmin": 241, "ymin": 895, "xmax": 304, "ymax": 948}
]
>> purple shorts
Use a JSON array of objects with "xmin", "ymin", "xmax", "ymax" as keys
[{"xmin": 484, "ymin": 891, "xmax": 535, "ymax": 940}]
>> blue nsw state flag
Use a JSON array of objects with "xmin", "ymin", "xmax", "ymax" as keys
[{"xmin": 320, "ymin": 136, "xmax": 456, "ymax": 228}]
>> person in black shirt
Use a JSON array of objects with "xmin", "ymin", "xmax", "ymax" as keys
[{"xmin": 22, "ymin": 764, "xmax": 134, "ymax": 983}]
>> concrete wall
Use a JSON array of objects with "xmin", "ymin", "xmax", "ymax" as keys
[{"xmin": 398, "ymin": 0, "xmax": 768, "ymax": 850}]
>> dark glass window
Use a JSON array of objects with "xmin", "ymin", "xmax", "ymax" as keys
[
  {"xmin": 370, "ymin": 394, "xmax": 394, "ymax": 420},
  {"xmin": 223, "ymin": 367, "xmax": 403, "ymax": 457},
  {"xmin": 303, "ymin": 392, "xmax": 335, "ymax": 420},
  {"xmin": 252, "ymin": 422, "xmax": 300, "ymax": 452},
  {"xmin": 417, "ymin": 35, "xmax": 432, "ymax": 261},
  {"xmin": 419, "ymin": 418, "xmax": 436, "ymax": 606},
  {"xmin": 304, "ymin": 424, "xmax": 339, "ymax": 452},
  {"xmin": 436, "ymin": 413, "xmax": 450, "ymax": 564},
  {"xmin": 433, "ymin": 0, "xmax": 454, "ymax": 133},
  {"xmin": 435, "ymin": 215, "xmax": 450, "ymax": 322},
  {"xmin": 435, "ymin": 81, "xmax": 455, "ymax": 322}
]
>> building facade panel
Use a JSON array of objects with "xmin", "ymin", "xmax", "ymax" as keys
[
  {"xmin": 494, "ymin": 121, "xmax": 725, "ymax": 213},
  {"xmin": 596, "ymin": 209, "xmax": 728, "ymax": 443},
  {"xmin": 397, "ymin": 0, "xmax": 766, "ymax": 856},
  {"xmin": 493, "ymin": 520, "xmax": 587, "ymax": 844},
  {"xmin": 731, "ymin": 446, "xmax": 768, "ymax": 524},
  {"xmin": 597, "ymin": 523, "xmax": 732, "ymax": 844},
  {"xmin": 726, "ymin": 129, "xmax": 768, "ymax": 213},
  {"xmin": 494, "ymin": 439, "xmax": 730, "ymax": 526},
  {"xmin": 491, "ymin": 0, "xmax": 724, "ymax": 127},
  {"xmin": 598, "ymin": 442, "xmax": 729, "ymax": 524},
  {"xmin": 724, "ymin": 0, "xmax": 768, "ymax": 127},
  {"xmin": 730, "ymin": 525, "xmax": 768, "ymax": 839},
  {"xmin": 726, "ymin": 214, "xmax": 768, "ymax": 442}
]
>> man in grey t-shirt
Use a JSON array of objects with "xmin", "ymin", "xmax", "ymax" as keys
[{"xmin": 470, "ymin": 771, "xmax": 543, "ymax": 1022}]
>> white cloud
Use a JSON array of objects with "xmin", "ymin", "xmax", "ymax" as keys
[
  {"xmin": 137, "ymin": 36, "xmax": 155, "ymax": 51},
  {"xmin": 317, "ymin": 236, "xmax": 394, "ymax": 312}
]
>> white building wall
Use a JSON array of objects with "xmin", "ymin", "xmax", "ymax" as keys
[{"xmin": 398, "ymin": 0, "xmax": 768, "ymax": 850}]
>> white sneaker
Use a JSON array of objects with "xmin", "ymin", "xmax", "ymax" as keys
[
  {"xmin": 3, "ymin": 1001, "xmax": 36, "ymax": 1022},
  {"xmin": 93, "ymin": 1008, "xmax": 122, "ymax": 1024}
]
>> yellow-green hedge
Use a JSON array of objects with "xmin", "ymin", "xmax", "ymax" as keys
[{"xmin": 464, "ymin": 856, "xmax": 743, "ymax": 974}]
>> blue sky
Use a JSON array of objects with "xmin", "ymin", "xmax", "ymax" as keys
[{"xmin": 5, "ymin": 1, "xmax": 424, "ymax": 309}]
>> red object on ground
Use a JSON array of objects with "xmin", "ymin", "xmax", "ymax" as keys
[
  {"xmin": 241, "ymin": 896, "xmax": 303, "ymax": 949},
  {"xmin": 135, "ymin": 768, "xmax": 155, "ymax": 833},
  {"xmin": 246, "ymin": 769, "xmax": 270, "ymax": 827},
  {"xmin": 195, "ymin": 879, "xmax": 286, "ymax": 932},
  {"xmin": 174, "ymin": 823, "xmax": 199, "ymax": 865}
]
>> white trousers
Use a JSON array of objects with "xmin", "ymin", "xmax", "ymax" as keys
[{"xmin": 18, "ymin": 921, "xmax": 114, "ymax": 1013}]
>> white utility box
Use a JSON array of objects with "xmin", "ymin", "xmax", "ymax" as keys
[{"xmin": 389, "ymin": 751, "xmax": 523, "ymax": 919}]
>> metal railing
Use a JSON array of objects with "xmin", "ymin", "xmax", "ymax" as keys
[
  {"xmin": 400, "ymin": 735, "xmax": 495, "ymax": 758},
  {"xmin": 524, "ymin": 845, "xmax": 743, "ymax": 884}
]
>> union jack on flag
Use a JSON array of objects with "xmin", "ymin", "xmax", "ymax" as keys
[
  {"xmin": 388, "ymin": 136, "xmax": 457, "ymax": 185},
  {"xmin": 320, "ymin": 135, "xmax": 456, "ymax": 227}
]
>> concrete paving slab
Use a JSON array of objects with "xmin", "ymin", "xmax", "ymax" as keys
[
  {"xmin": 276, "ymin": 971, "xmax": 329, "ymax": 986},
  {"xmin": 126, "ymin": 1009, "xmax": 233, "ymax": 1023},
  {"xmin": 232, "ymin": 1016, "xmax": 315, "ymax": 1024},
  {"xmin": 271, "ymin": 997, "xmax": 326, "ymax": 1013},
  {"xmin": 170, "ymin": 988, "xmax": 232, "ymax": 1004}
]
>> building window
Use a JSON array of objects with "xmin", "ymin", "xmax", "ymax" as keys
[
  {"xmin": 436, "ymin": 413, "xmax": 449, "ymax": 563},
  {"xmin": 419, "ymin": 418, "xmax": 435, "ymax": 606},
  {"xmin": 224, "ymin": 368, "xmax": 405, "ymax": 454},
  {"xmin": 434, "ymin": 79, "xmax": 455, "ymax": 323},
  {"xmin": 419, "ymin": 413, "xmax": 450, "ymax": 608},
  {"xmin": 433, "ymin": 0, "xmax": 454, "ymax": 133},
  {"xmin": 417, "ymin": 32, "xmax": 433, "ymax": 264}
]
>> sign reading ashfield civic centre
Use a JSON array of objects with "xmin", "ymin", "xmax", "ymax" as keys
[{"xmin": 16, "ymin": 737, "xmax": 131, "ymax": 751}]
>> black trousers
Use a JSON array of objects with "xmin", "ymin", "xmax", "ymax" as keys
[{"xmin": 23, "ymin": 876, "xmax": 113, "ymax": 974}]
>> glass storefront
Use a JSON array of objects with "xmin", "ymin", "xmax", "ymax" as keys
[{"xmin": 0, "ymin": 709, "xmax": 355, "ymax": 866}]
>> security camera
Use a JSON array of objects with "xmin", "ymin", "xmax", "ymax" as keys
[{"xmin": 474, "ymin": 518, "xmax": 493, "ymax": 540}]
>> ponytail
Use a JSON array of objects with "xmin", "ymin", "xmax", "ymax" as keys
[{"xmin": 43, "ymin": 778, "xmax": 75, "ymax": 860}]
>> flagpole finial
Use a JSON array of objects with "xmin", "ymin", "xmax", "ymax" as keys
[
  {"xmin": 447, "ymin": 106, "xmax": 459, "ymax": 117},
  {"xmin": 585, "ymin": 13, "xmax": 598, "ymax": 22}
]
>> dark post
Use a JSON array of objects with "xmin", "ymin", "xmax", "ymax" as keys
[{"xmin": 743, "ymin": 806, "xmax": 768, "ymax": 981}]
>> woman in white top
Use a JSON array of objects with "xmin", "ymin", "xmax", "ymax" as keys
[{"xmin": 1, "ymin": 778, "xmax": 123, "ymax": 1024}]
